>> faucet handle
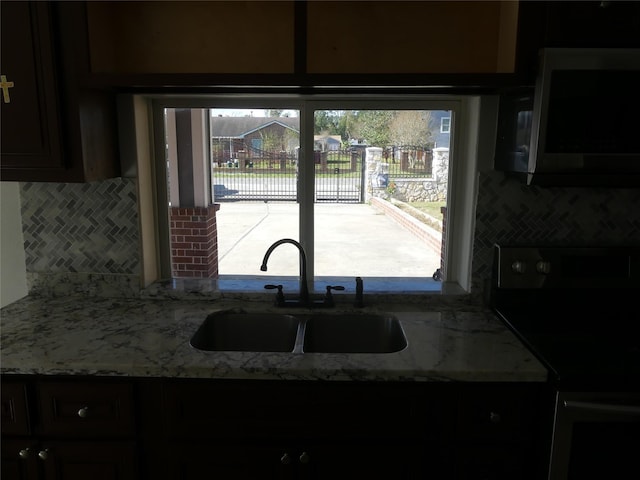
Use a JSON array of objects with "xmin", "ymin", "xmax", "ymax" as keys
[
  {"xmin": 264, "ymin": 284, "xmax": 285, "ymax": 306},
  {"xmin": 326, "ymin": 285, "xmax": 345, "ymax": 293},
  {"xmin": 323, "ymin": 285, "xmax": 345, "ymax": 307},
  {"xmin": 354, "ymin": 277, "xmax": 364, "ymax": 308}
]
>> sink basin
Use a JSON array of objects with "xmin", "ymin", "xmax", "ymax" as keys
[
  {"xmin": 190, "ymin": 312, "xmax": 300, "ymax": 352},
  {"xmin": 302, "ymin": 314, "xmax": 407, "ymax": 353}
]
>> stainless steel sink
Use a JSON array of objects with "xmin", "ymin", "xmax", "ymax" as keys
[
  {"xmin": 302, "ymin": 314, "xmax": 407, "ymax": 354},
  {"xmin": 190, "ymin": 311, "xmax": 407, "ymax": 354},
  {"xmin": 190, "ymin": 312, "xmax": 300, "ymax": 352}
]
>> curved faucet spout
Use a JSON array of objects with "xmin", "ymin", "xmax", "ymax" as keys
[{"xmin": 260, "ymin": 238, "xmax": 309, "ymax": 305}]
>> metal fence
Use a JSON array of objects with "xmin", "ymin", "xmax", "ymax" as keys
[
  {"xmin": 212, "ymin": 149, "xmax": 365, "ymax": 203},
  {"xmin": 383, "ymin": 146, "xmax": 433, "ymax": 178},
  {"xmin": 211, "ymin": 146, "xmax": 432, "ymax": 203}
]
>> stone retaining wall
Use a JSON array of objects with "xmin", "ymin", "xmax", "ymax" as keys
[{"xmin": 367, "ymin": 147, "xmax": 449, "ymax": 203}]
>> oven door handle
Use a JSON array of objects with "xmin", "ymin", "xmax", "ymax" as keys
[{"xmin": 563, "ymin": 400, "xmax": 640, "ymax": 415}]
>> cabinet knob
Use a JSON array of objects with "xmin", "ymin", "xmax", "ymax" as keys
[
  {"xmin": 38, "ymin": 449, "xmax": 49, "ymax": 461},
  {"xmin": 489, "ymin": 411, "xmax": 501, "ymax": 423},
  {"xmin": 511, "ymin": 260, "xmax": 526, "ymax": 274},
  {"xmin": 280, "ymin": 453, "xmax": 292, "ymax": 465},
  {"xmin": 299, "ymin": 451, "xmax": 310, "ymax": 464},
  {"xmin": 77, "ymin": 406, "xmax": 89, "ymax": 418},
  {"xmin": 18, "ymin": 448, "xmax": 30, "ymax": 460}
]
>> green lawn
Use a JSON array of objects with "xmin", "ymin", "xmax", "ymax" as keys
[
  {"xmin": 393, "ymin": 200, "xmax": 445, "ymax": 232},
  {"xmin": 408, "ymin": 201, "xmax": 446, "ymax": 219}
]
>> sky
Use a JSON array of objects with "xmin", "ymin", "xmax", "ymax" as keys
[{"xmin": 210, "ymin": 109, "xmax": 298, "ymax": 118}]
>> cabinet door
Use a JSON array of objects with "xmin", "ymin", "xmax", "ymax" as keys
[
  {"xmin": 544, "ymin": 1, "xmax": 640, "ymax": 47},
  {"xmin": 1, "ymin": 2, "xmax": 120, "ymax": 182},
  {"xmin": 301, "ymin": 443, "xmax": 438, "ymax": 480},
  {"xmin": 1, "ymin": 439, "xmax": 39, "ymax": 480},
  {"xmin": 455, "ymin": 446, "xmax": 527, "ymax": 480},
  {"xmin": 1, "ymin": 382, "xmax": 30, "ymax": 436},
  {"xmin": 164, "ymin": 443, "xmax": 295, "ymax": 480},
  {"xmin": 0, "ymin": 2, "xmax": 64, "ymax": 172},
  {"xmin": 39, "ymin": 442, "xmax": 138, "ymax": 480}
]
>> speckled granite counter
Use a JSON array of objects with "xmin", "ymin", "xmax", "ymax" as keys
[{"xmin": 0, "ymin": 296, "xmax": 547, "ymax": 382}]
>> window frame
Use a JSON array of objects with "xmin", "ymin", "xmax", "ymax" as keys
[{"xmin": 140, "ymin": 94, "xmax": 480, "ymax": 293}]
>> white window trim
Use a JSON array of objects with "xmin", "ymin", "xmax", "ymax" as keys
[{"xmin": 124, "ymin": 93, "xmax": 483, "ymax": 294}]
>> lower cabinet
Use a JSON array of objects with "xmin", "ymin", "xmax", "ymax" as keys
[
  {"xmin": 1, "ymin": 378, "xmax": 138, "ymax": 480},
  {"xmin": 454, "ymin": 384, "xmax": 552, "ymax": 480},
  {"xmin": 2, "ymin": 441, "xmax": 137, "ymax": 480},
  {"xmin": 2, "ymin": 376, "xmax": 550, "ymax": 480},
  {"xmin": 161, "ymin": 442, "xmax": 439, "ymax": 480},
  {"xmin": 155, "ymin": 379, "xmax": 455, "ymax": 479},
  {"xmin": 298, "ymin": 443, "xmax": 448, "ymax": 480}
]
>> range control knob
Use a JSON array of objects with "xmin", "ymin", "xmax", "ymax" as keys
[
  {"xmin": 536, "ymin": 260, "xmax": 551, "ymax": 274},
  {"xmin": 511, "ymin": 260, "xmax": 526, "ymax": 274}
]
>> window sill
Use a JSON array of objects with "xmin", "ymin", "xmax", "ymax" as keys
[{"xmin": 139, "ymin": 276, "xmax": 477, "ymax": 309}]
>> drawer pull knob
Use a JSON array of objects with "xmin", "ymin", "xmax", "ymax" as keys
[
  {"xmin": 77, "ymin": 406, "xmax": 89, "ymax": 418},
  {"xmin": 299, "ymin": 451, "xmax": 310, "ymax": 464},
  {"xmin": 38, "ymin": 449, "xmax": 49, "ymax": 461},
  {"xmin": 280, "ymin": 453, "xmax": 292, "ymax": 465},
  {"xmin": 19, "ymin": 448, "xmax": 30, "ymax": 459}
]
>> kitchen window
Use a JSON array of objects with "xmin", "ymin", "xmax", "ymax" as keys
[{"xmin": 132, "ymin": 95, "xmax": 481, "ymax": 294}]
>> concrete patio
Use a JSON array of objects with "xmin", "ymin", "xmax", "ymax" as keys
[{"xmin": 214, "ymin": 202, "xmax": 442, "ymax": 293}]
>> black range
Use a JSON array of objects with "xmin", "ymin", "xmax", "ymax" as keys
[{"xmin": 490, "ymin": 245, "xmax": 640, "ymax": 479}]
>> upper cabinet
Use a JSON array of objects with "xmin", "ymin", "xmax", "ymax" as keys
[
  {"xmin": 306, "ymin": 1, "xmax": 519, "ymax": 74},
  {"xmin": 543, "ymin": 1, "xmax": 640, "ymax": 48},
  {"xmin": 1, "ymin": 2, "xmax": 64, "ymax": 176},
  {"xmin": 83, "ymin": 0, "xmax": 521, "ymax": 84},
  {"xmin": 1, "ymin": 2, "xmax": 120, "ymax": 182},
  {"xmin": 87, "ymin": 1, "xmax": 296, "ymax": 74}
]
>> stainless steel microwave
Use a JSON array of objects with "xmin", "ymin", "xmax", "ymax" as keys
[{"xmin": 496, "ymin": 48, "xmax": 640, "ymax": 187}]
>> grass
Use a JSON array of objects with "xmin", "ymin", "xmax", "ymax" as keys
[
  {"xmin": 407, "ymin": 201, "xmax": 446, "ymax": 219},
  {"xmin": 393, "ymin": 201, "xmax": 446, "ymax": 232}
]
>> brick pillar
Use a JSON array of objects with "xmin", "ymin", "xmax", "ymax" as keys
[{"xmin": 170, "ymin": 204, "xmax": 220, "ymax": 278}]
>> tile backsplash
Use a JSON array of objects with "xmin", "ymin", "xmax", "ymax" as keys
[
  {"xmin": 472, "ymin": 172, "xmax": 640, "ymax": 283},
  {"xmin": 20, "ymin": 179, "xmax": 139, "ymax": 275},
  {"xmin": 19, "ymin": 172, "xmax": 639, "ymax": 298}
]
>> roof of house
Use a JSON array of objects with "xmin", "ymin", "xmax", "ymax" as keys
[
  {"xmin": 314, "ymin": 134, "xmax": 342, "ymax": 143},
  {"xmin": 210, "ymin": 116, "xmax": 300, "ymax": 138}
]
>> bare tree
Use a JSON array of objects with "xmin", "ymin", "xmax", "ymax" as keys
[{"xmin": 389, "ymin": 111, "xmax": 433, "ymax": 147}]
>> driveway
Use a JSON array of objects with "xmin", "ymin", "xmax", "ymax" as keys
[{"xmin": 215, "ymin": 202, "xmax": 441, "ymax": 291}]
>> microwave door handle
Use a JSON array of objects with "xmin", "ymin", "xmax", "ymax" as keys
[{"xmin": 563, "ymin": 400, "xmax": 640, "ymax": 415}]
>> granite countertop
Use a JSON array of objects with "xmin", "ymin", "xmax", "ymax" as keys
[{"xmin": 0, "ymin": 295, "xmax": 548, "ymax": 382}]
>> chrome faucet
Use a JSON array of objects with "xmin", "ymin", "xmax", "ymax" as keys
[{"xmin": 260, "ymin": 239, "xmax": 310, "ymax": 306}]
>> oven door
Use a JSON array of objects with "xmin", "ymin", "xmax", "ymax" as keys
[{"xmin": 549, "ymin": 392, "xmax": 640, "ymax": 480}]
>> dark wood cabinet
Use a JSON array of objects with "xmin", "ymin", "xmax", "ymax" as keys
[
  {"xmin": 543, "ymin": 1, "xmax": 640, "ymax": 48},
  {"xmin": 158, "ymin": 379, "xmax": 546, "ymax": 480},
  {"xmin": 164, "ymin": 444, "xmax": 295, "ymax": 480},
  {"xmin": 455, "ymin": 384, "xmax": 552, "ymax": 480},
  {"xmin": 2, "ymin": 375, "xmax": 550, "ymax": 480},
  {"xmin": 1, "ymin": 379, "xmax": 138, "ymax": 480},
  {"xmin": 158, "ymin": 379, "xmax": 447, "ymax": 479},
  {"xmin": 0, "ymin": 1, "xmax": 120, "ymax": 182},
  {"xmin": 0, "ymin": 2, "xmax": 64, "ymax": 174}
]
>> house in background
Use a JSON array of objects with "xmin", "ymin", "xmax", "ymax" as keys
[
  {"xmin": 210, "ymin": 116, "xmax": 300, "ymax": 162},
  {"xmin": 314, "ymin": 134, "xmax": 342, "ymax": 152},
  {"xmin": 429, "ymin": 110, "xmax": 451, "ymax": 149}
]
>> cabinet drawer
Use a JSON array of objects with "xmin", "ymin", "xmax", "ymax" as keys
[
  {"xmin": 38, "ymin": 381, "xmax": 135, "ymax": 437},
  {"xmin": 457, "ymin": 385, "xmax": 537, "ymax": 443},
  {"xmin": 1, "ymin": 382, "xmax": 30, "ymax": 436}
]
